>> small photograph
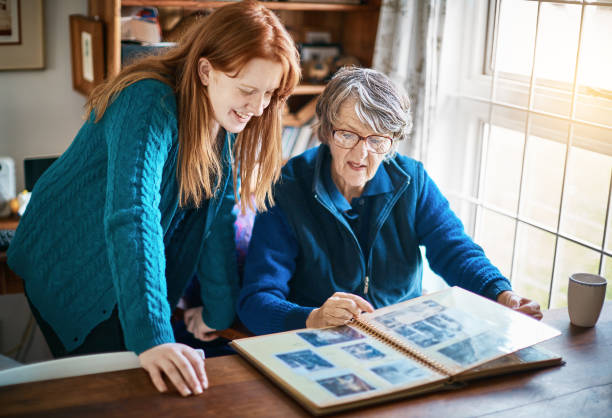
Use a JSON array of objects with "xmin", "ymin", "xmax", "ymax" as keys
[
  {"xmin": 438, "ymin": 331, "xmax": 514, "ymax": 367},
  {"xmin": 390, "ymin": 322, "xmax": 443, "ymax": 348},
  {"xmin": 297, "ymin": 325, "xmax": 365, "ymax": 347},
  {"xmin": 317, "ymin": 373, "xmax": 375, "ymax": 397},
  {"xmin": 373, "ymin": 300, "xmax": 446, "ymax": 330},
  {"xmin": 276, "ymin": 349, "xmax": 334, "ymax": 373},
  {"xmin": 424, "ymin": 312, "xmax": 463, "ymax": 333},
  {"xmin": 371, "ymin": 360, "xmax": 429, "ymax": 385},
  {"xmin": 341, "ymin": 342, "xmax": 386, "ymax": 360},
  {"xmin": 415, "ymin": 299, "xmax": 445, "ymax": 312},
  {"xmin": 384, "ymin": 311, "xmax": 472, "ymax": 349},
  {"xmin": 373, "ymin": 312, "xmax": 402, "ymax": 329}
]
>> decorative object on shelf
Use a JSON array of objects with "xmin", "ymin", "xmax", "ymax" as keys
[
  {"xmin": 299, "ymin": 42, "xmax": 342, "ymax": 64},
  {"xmin": 304, "ymin": 30, "xmax": 331, "ymax": 44},
  {"xmin": 69, "ymin": 15, "xmax": 105, "ymax": 95},
  {"xmin": 330, "ymin": 54, "xmax": 361, "ymax": 73},
  {"xmin": 11, "ymin": 190, "xmax": 30, "ymax": 217},
  {"xmin": 121, "ymin": 7, "xmax": 162, "ymax": 44},
  {"xmin": 299, "ymin": 43, "xmax": 341, "ymax": 83},
  {"xmin": 0, "ymin": 0, "xmax": 44, "ymax": 70},
  {"xmin": 163, "ymin": 10, "xmax": 212, "ymax": 43},
  {"xmin": 303, "ymin": 56, "xmax": 331, "ymax": 83},
  {"xmin": 0, "ymin": 157, "xmax": 15, "ymax": 217}
]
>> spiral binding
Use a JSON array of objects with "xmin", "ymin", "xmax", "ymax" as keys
[{"xmin": 350, "ymin": 316, "xmax": 454, "ymax": 377}]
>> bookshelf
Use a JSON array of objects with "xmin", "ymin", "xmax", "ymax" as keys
[{"xmin": 85, "ymin": 0, "xmax": 381, "ymax": 128}]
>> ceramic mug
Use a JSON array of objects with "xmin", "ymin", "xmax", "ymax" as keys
[{"xmin": 567, "ymin": 273, "xmax": 607, "ymax": 327}]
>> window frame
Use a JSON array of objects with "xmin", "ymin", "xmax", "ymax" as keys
[{"xmin": 433, "ymin": 0, "xmax": 612, "ymax": 308}]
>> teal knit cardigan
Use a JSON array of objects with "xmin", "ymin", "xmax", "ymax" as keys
[{"xmin": 8, "ymin": 79, "xmax": 239, "ymax": 354}]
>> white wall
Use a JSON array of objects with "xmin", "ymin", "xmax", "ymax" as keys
[
  {"xmin": 0, "ymin": 0, "xmax": 88, "ymax": 363},
  {"xmin": 0, "ymin": 0, "xmax": 87, "ymax": 192}
]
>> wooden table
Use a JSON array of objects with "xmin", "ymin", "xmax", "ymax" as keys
[{"xmin": 1, "ymin": 303, "xmax": 610, "ymax": 417}]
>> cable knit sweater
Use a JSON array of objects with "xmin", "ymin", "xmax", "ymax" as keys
[{"xmin": 8, "ymin": 79, "xmax": 239, "ymax": 354}]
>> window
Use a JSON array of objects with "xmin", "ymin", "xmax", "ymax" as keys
[{"xmin": 429, "ymin": 0, "xmax": 612, "ymax": 309}]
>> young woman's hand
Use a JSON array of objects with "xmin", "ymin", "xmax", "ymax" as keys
[
  {"xmin": 306, "ymin": 292, "xmax": 374, "ymax": 328},
  {"xmin": 184, "ymin": 306, "xmax": 219, "ymax": 342},
  {"xmin": 497, "ymin": 290, "xmax": 543, "ymax": 320},
  {"xmin": 139, "ymin": 343, "xmax": 208, "ymax": 396}
]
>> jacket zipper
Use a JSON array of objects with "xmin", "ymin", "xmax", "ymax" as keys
[{"xmin": 364, "ymin": 275, "xmax": 370, "ymax": 294}]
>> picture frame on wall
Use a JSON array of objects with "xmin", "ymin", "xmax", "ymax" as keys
[
  {"xmin": 0, "ymin": 0, "xmax": 44, "ymax": 70},
  {"xmin": 69, "ymin": 15, "xmax": 105, "ymax": 96}
]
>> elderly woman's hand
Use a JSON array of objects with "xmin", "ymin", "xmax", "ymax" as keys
[
  {"xmin": 306, "ymin": 292, "xmax": 375, "ymax": 328},
  {"xmin": 497, "ymin": 290, "xmax": 543, "ymax": 320}
]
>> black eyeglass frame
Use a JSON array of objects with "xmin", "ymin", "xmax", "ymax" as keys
[{"xmin": 331, "ymin": 129, "xmax": 394, "ymax": 154}]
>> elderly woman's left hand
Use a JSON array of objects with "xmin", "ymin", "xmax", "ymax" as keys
[
  {"xmin": 497, "ymin": 290, "xmax": 543, "ymax": 320},
  {"xmin": 184, "ymin": 307, "xmax": 219, "ymax": 342}
]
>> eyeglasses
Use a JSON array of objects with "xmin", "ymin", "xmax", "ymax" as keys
[{"xmin": 332, "ymin": 129, "xmax": 394, "ymax": 154}]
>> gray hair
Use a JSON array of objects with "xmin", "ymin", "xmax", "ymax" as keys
[{"xmin": 314, "ymin": 66, "xmax": 412, "ymax": 158}]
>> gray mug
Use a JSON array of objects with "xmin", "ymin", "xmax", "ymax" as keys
[{"xmin": 567, "ymin": 273, "xmax": 607, "ymax": 327}]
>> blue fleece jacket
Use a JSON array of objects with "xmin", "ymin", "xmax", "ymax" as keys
[
  {"xmin": 8, "ymin": 79, "xmax": 239, "ymax": 354},
  {"xmin": 237, "ymin": 145, "xmax": 511, "ymax": 335}
]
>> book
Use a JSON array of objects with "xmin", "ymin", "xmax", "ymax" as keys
[
  {"xmin": 290, "ymin": 119, "xmax": 315, "ymax": 158},
  {"xmin": 231, "ymin": 287, "xmax": 562, "ymax": 415},
  {"xmin": 281, "ymin": 126, "xmax": 298, "ymax": 159}
]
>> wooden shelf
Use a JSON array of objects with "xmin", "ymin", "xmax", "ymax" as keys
[
  {"xmin": 121, "ymin": 1, "xmax": 376, "ymax": 12},
  {"xmin": 88, "ymin": 0, "xmax": 381, "ymax": 119},
  {"xmin": 293, "ymin": 84, "xmax": 325, "ymax": 95},
  {"xmin": 283, "ymin": 96, "xmax": 317, "ymax": 126}
]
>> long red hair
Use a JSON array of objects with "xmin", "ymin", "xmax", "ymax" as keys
[{"xmin": 86, "ymin": 0, "xmax": 300, "ymax": 211}]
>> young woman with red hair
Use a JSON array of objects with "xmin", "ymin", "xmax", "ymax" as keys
[{"xmin": 8, "ymin": 0, "xmax": 300, "ymax": 396}]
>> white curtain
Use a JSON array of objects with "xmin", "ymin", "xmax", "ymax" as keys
[{"xmin": 372, "ymin": 0, "xmax": 447, "ymax": 162}]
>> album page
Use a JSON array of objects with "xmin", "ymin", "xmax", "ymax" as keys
[
  {"xmin": 231, "ymin": 323, "xmax": 448, "ymax": 413},
  {"xmin": 361, "ymin": 287, "xmax": 562, "ymax": 375}
]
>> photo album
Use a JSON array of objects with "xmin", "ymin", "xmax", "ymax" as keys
[{"xmin": 231, "ymin": 287, "xmax": 563, "ymax": 415}]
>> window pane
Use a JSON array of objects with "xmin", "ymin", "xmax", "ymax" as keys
[
  {"xmin": 475, "ymin": 208, "xmax": 515, "ymax": 278},
  {"xmin": 560, "ymin": 127, "xmax": 612, "ymax": 247},
  {"xmin": 483, "ymin": 108, "xmax": 526, "ymax": 213},
  {"xmin": 512, "ymin": 223, "xmax": 556, "ymax": 309},
  {"xmin": 578, "ymin": 6, "xmax": 612, "ymax": 91},
  {"xmin": 493, "ymin": 0, "xmax": 538, "ymax": 107},
  {"xmin": 550, "ymin": 238, "xmax": 600, "ymax": 308},
  {"xmin": 428, "ymin": 98, "xmax": 488, "ymax": 201},
  {"xmin": 575, "ymin": 6, "xmax": 612, "ymax": 127},
  {"xmin": 602, "ymin": 256, "xmax": 612, "ymax": 302},
  {"xmin": 532, "ymin": 3, "xmax": 581, "ymax": 117},
  {"xmin": 519, "ymin": 115, "xmax": 568, "ymax": 230},
  {"xmin": 495, "ymin": 0, "xmax": 537, "ymax": 77},
  {"xmin": 448, "ymin": 198, "xmax": 478, "ymax": 239}
]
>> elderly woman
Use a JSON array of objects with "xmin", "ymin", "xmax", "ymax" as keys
[{"xmin": 236, "ymin": 67, "xmax": 541, "ymax": 335}]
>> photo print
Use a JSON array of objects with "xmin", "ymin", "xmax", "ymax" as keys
[
  {"xmin": 373, "ymin": 300, "xmax": 446, "ymax": 329},
  {"xmin": 341, "ymin": 342, "xmax": 386, "ymax": 361},
  {"xmin": 276, "ymin": 349, "xmax": 334, "ymax": 373},
  {"xmin": 371, "ymin": 360, "xmax": 430, "ymax": 385},
  {"xmin": 317, "ymin": 373, "xmax": 375, "ymax": 397},
  {"xmin": 438, "ymin": 330, "xmax": 515, "ymax": 366},
  {"xmin": 375, "ymin": 305, "xmax": 485, "ymax": 349},
  {"xmin": 297, "ymin": 325, "xmax": 365, "ymax": 347}
]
